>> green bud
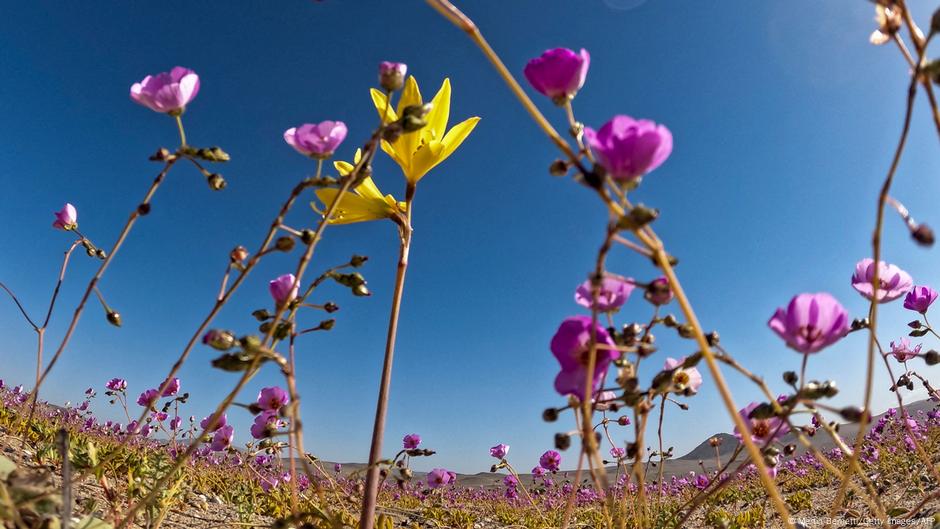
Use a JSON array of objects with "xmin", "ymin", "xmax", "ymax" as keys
[
  {"xmin": 350, "ymin": 254, "xmax": 369, "ymax": 267},
  {"xmin": 106, "ymin": 311, "xmax": 122, "ymax": 327}
]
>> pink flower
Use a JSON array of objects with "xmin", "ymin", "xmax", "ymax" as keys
[
  {"xmin": 584, "ymin": 115, "xmax": 673, "ymax": 182},
  {"xmin": 427, "ymin": 468, "xmax": 454, "ymax": 489},
  {"xmin": 403, "ymin": 433, "xmax": 422, "ymax": 450},
  {"xmin": 532, "ymin": 466, "xmax": 547, "ymax": 477},
  {"xmin": 250, "ymin": 410, "xmax": 281, "ymax": 439},
  {"xmin": 269, "ymin": 274, "xmax": 298, "ymax": 306},
  {"xmin": 523, "ymin": 48, "xmax": 590, "ymax": 102},
  {"xmin": 662, "ymin": 357, "xmax": 703, "ymax": 395},
  {"xmin": 551, "ymin": 316, "xmax": 617, "ymax": 398},
  {"xmin": 200, "ymin": 413, "xmax": 227, "ymax": 432},
  {"xmin": 574, "ymin": 276, "xmax": 634, "ymax": 312},
  {"xmin": 490, "ymin": 443, "xmax": 510, "ymax": 459},
  {"xmin": 283, "ymin": 121, "xmax": 348, "ymax": 159},
  {"xmin": 169, "ymin": 417, "xmax": 182, "ymax": 430},
  {"xmin": 210, "ymin": 425, "xmax": 234, "ymax": 451},
  {"xmin": 160, "ymin": 377, "xmax": 180, "ymax": 397},
  {"xmin": 733, "ymin": 402, "xmax": 790, "ymax": 444},
  {"xmin": 105, "ymin": 378, "xmax": 127, "ymax": 392},
  {"xmin": 609, "ymin": 447, "xmax": 625, "ymax": 459},
  {"xmin": 904, "ymin": 285, "xmax": 938, "ymax": 314},
  {"xmin": 539, "ymin": 450, "xmax": 561, "ymax": 472},
  {"xmin": 851, "ymin": 258, "xmax": 913, "ymax": 303},
  {"xmin": 130, "ymin": 67, "xmax": 200, "ymax": 114},
  {"xmin": 136, "ymin": 388, "xmax": 159, "ymax": 408},
  {"xmin": 257, "ymin": 386, "xmax": 289, "ymax": 411},
  {"xmin": 260, "ymin": 475, "xmax": 279, "ymax": 492},
  {"xmin": 768, "ymin": 293, "xmax": 849, "ymax": 354},
  {"xmin": 52, "ymin": 204, "xmax": 77, "ymax": 231},
  {"xmin": 889, "ymin": 337, "xmax": 921, "ymax": 362}
]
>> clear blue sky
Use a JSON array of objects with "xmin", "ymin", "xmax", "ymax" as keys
[{"xmin": 2, "ymin": 1, "xmax": 940, "ymax": 474}]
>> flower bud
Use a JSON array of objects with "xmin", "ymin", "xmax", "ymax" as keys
[
  {"xmin": 783, "ymin": 371, "xmax": 798, "ymax": 385},
  {"xmin": 542, "ymin": 408, "xmax": 559, "ymax": 422},
  {"xmin": 202, "ymin": 329, "xmax": 237, "ymax": 351},
  {"xmin": 318, "ymin": 319, "xmax": 335, "ymax": 331},
  {"xmin": 350, "ymin": 254, "xmax": 369, "ymax": 267},
  {"xmin": 706, "ymin": 331, "xmax": 720, "ymax": 346},
  {"xmin": 275, "ymin": 236, "xmax": 295, "ymax": 252},
  {"xmin": 548, "ymin": 159, "xmax": 569, "ymax": 176},
  {"xmin": 252, "ymin": 309, "xmax": 272, "ymax": 322},
  {"xmin": 230, "ymin": 246, "xmax": 249, "ymax": 263},
  {"xmin": 911, "ymin": 223, "xmax": 935, "ymax": 247},
  {"xmin": 137, "ymin": 203, "xmax": 151, "ymax": 216},
  {"xmin": 207, "ymin": 173, "xmax": 226, "ymax": 191},
  {"xmin": 300, "ymin": 230, "xmax": 316, "ymax": 245},
  {"xmin": 924, "ymin": 349, "xmax": 940, "ymax": 365},
  {"xmin": 644, "ymin": 277, "xmax": 673, "ymax": 306},
  {"xmin": 839, "ymin": 406, "xmax": 864, "ymax": 423},
  {"xmin": 554, "ymin": 433, "xmax": 571, "ymax": 451},
  {"xmin": 400, "ymin": 104, "xmax": 432, "ymax": 132},
  {"xmin": 379, "ymin": 62, "xmax": 407, "ymax": 92},
  {"xmin": 323, "ymin": 302, "xmax": 339, "ymax": 313},
  {"xmin": 106, "ymin": 311, "xmax": 122, "ymax": 327},
  {"xmin": 662, "ymin": 314, "xmax": 678, "ymax": 327}
]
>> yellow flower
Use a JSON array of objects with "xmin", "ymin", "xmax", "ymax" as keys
[
  {"xmin": 371, "ymin": 76, "xmax": 480, "ymax": 184},
  {"xmin": 312, "ymin": 149, "xmax": 407, "ymax": 225}
]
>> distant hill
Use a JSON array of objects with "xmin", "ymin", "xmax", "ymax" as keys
[{"xmin": 304, "ymin": 399, "xmax": 938, "ymax": 488}]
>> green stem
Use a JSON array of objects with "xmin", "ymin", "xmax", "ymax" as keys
[{"xmin": 175, "ymin": 115, "xmax": 187, "ymax": 147}]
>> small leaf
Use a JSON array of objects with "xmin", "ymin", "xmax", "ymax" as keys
[
  {"xmin": 909, "ymin": 328, "xmax": 929, "ymax": 337},
  {"xmin": 77, "ymin": 517, "xmax": 114, "ymax": 529},
  {"xmin": 0, "ymin": 454, "xmax": 16, "ymax": 479}
]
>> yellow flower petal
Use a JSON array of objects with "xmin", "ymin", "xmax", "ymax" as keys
[
  {"xmin": 426, "ymin": 78, "xmax": 451, "ymax": 139},
  {"xmin": 440, "ymin": 116, "xmax": 480, "ymax": 161},
  {"xmin": 370, "ymin": 89, "xmax": 399, "ymax": 123},
  {"xmin": 408, "ymin": 141, "xmax": 446, "ymax": 183},
  {"xmin": 397, "ymin": 76, "xmax": 423, "ymax": 116},
  {"xmin": 312, "ymin": 190, "xmax": 393, "ymax": 225},
  {"xmin": 355, "ymin": 176, "xmax": 385, "ymax": 201},
  {"xmin": 380, "ymin": 139, "xmax": 410, "ymax": 175}
]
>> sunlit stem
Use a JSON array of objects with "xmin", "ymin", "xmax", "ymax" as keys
[
  {"xmin": 175, "ymin": 115, "xmax": 187, "ymax": 147},
  {"xmin": 360, "ymin": 183, "xmax": 416, "ymax": 529}
]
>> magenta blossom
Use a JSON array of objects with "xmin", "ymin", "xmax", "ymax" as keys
[
  {"xmin": 662, "ymin": 357, "xmax": 703, "ymax": 395},
  {"xmin": 200, "ymin": 413, "xmax": 228, "ymax": 432},
  {"xmin": 584, "ymin": 115, "xmax": 673, "ymax": 182},
  {"xmin": 334, "ymin": 463, "xmax": 342, "ymax": 473},
  {"xmin": 574, "ymin": 276, "xmax": 634, "ymax": 312},
  {"xmin": 210, "ymin": 425, "xmax": 234, "ymax": 451},
  {"xmin": 609, "ymin": 447, "xmax": 625, "ymax": 459},
  {"xmin": 257, "ymin": 386, "xmax": 289, "ymax": 411},
  {"xmin": 130, "ymin": 67, "xmax": 200, "ymax": 114},
  {"xmin": 105, "ymin": 378, "xmax": 127, "ymax": 392},
  {"xmin": 490, "ymin": 443, "xmax": 510, "ymax": 459},
  {"xmin": 52, "ymin": 204, "xmax": 77, "ymax": 231},
  {"xmin": 733, "ymin": 402, "xmax": 790, "ymax": 444},
  {"xmin": 136, "ymin": 388, "xmax": 159, "ymax": 408},
  {"xmin": 889, "ymin": 337, "xmax": 921, "ymax": 362},
  {"xmin": 284, "ymin": 121, "xmax": 348, "ymax": 159},
  {"xmin": 503, "ymin": 475, "xmax": 518, "ymax": 488},
  {"xmin": 904, "ymin": 285, "xmax": 938, "ymax": 314},
  {"xmin": 768, "ymin": 293, "xmax": 849, "ymax": 354},
  {"xmin": 539, "ymin": 450, "xmax": 562, "ymax": 472},
  {"xmin": 551, "ymin": 316, "xmax": 617, "ymax": 398},
  {"xmin": 250, "ymin": 410, "xmax": 281, "ymax": 439},
  {"xmin": 169, "ymin": 416, "xmax": 182, "ymax": 430},
  {"xmin": 523, "ymin": 48, "xmax": 591, "ymax": 103},
  {"xmin": 851, "ymin": 258, "xmax": 913, "ymax": 303},
  {"xmin": 269, "ymin": 274, "xmax": 298, "ymax": 306},
  {"xmin": 693, "ymin": 474, "xmax": 710, "ymax": 490},
  {"xmin": 160, "ymin": 377, "xmax": 180, "ymax": 397},
  {"xmin": 427, "ymin": 468, "xmax": 454, "ymax": 489},
  {"xmin": 403, "ymin": 433, "xmax": 421, "ymax": 450},
  {"xmin": 532, "ymin": 466, "xmax": 547, "ymax": 477}
]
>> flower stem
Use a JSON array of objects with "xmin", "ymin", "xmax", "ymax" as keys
[
  {"xmin": 175, "ymin": 115, "xmax": 187, "ymax": 147},
  {"xmin": 827, "ymin": 53, "xmax": 920, "ymax": 527},
  {"xmin": 360, "ymin": 183, "xmax": 416, "ymax": 529}
]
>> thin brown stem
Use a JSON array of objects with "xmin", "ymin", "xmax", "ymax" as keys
[
  {"xmin": 827, "ymin": 61, "xmax": 919, "ymax": 526},
  {"xmin": 360, "ymin": 183, "xmax": 415, "ymax": 529}
]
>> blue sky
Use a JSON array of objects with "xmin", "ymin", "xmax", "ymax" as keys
[{"xmin": 2, "ymin": 1, "xmax": 940, "ymax": 474}]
